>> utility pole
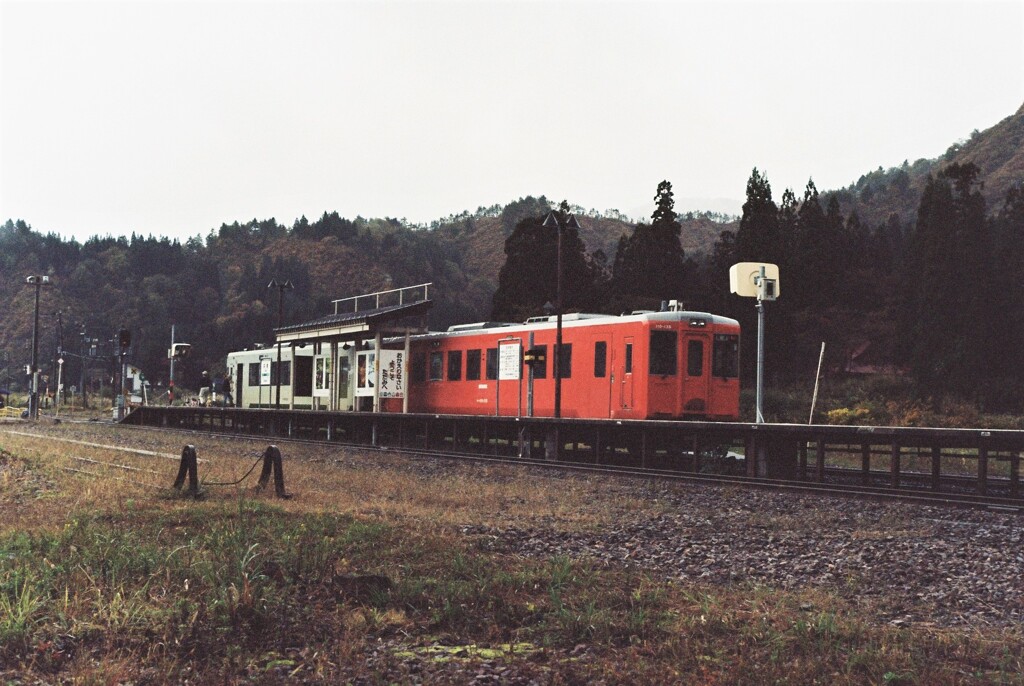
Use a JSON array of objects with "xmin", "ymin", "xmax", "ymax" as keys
[
  {"xmin": 541, "ymin": 211, "xmax": 581, "ymax": 420},
  {"xmin": 541, "ymin": 212, "xmax": 581, "ymax": 462},
  {"xmin": 79, "ymin": 323, "xmax": 88, "ymax": 409},
  {"xmin": 116, "ymin": 327, "xmax": 131, "ymax": 420},
  {"xmin": 267, "ymin": 279, "xmax": 294, "ymax": 410},
  {"xmin": 26, "ymin": 275, "xmax": 50, "ymax": 420}
]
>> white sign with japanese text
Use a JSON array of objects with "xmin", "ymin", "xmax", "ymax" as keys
[
  {"xmin": 498, "ymin": 343, "xmax": 521, "ymax": 381},
  {"xmin": 378, "ymin": 349, "xmax": 405, "ymax": 399}
]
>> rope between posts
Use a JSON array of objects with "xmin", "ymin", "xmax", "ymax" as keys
[
  {"xmin": 173, "ymin": 445, "xmax": 289, "ymax": 498},
  {"xmin": 65, "ymin": 445, "xmax": 289, "ymax": 499},
  {"xmin": 201, "ymin": 454, "xmax": 264, "ymax": 487}
]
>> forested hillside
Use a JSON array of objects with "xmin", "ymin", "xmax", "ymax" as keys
[
  {"xmin": 823, "ymin": 103, "xmax": 1024, "ymax": 230},
  {"xmin": 1, "ymin": 103, "xmax": 1021, "ymax": 409}
]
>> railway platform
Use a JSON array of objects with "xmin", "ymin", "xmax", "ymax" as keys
[{"xmin": 122, "ymin": 406, "xmax": 1023, "ymax": 504}]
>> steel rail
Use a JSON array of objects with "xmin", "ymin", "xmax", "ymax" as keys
[{"xmin": 64, "ymin": 419, "xmax": 1024, "ymax": 513}]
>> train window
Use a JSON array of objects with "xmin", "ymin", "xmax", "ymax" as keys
[
  {"xmin": 649, "ymin": 331, "xmax": 678, "ymax": 376},
  {"xmin": 534, "ymin": 345, "xmax": 548, "ymax": 379},
  {"xmin": 412, "ymin": 353, "xmax": 426, "ymax": 384},
  {"xmin": 713, "ymin": 334, "xmax": 740, "ymax": 378},
  {"xmin": 625, "ymin": 343, "xmax": 633, "ymax": 373},
  {"xmin": 294, "ymin": 356, "xmax": 313, "ymax": 396},
  {"xmin": 338, "ymin": 358, "xmax": 350, "ymax": 399},
  {"xmin": 466, "ymin": 349, "xmax": 482, "ymax": 380},
  {"xmin": 248, "ymin": 362, "xmax": 260, "ymax": 387},
  {"xmin": 447, "ymin": 351, "xmax": 463, "ymax": 381},
  {"xmin": 486, "ymin": 348, "xmax": 498, "ymax": 380},
  {"xmin": 594, "ymin": 341, "xmax": 607, "ymax": 377},
  {"xmin": 687, "ymin": 340, "xmax": 704, "ymax": 376},
  {"xmin": 429, "ymin": 351, "xmax": 443, "ymax": 381},
  {"xmin": 557, "ymin": 343, "xmax": 572, "ymax": 379},
  {"xmin": 271, "ymin": 361, "xmax": 291, "ymax": 386}
]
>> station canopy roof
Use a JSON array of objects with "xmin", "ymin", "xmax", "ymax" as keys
[{"xmin": 273, "ymin": 299, "xmax": 433, "ymax": 344}]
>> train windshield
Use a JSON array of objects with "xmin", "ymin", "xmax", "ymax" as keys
[
  {"xmin": 649, "ymin": 331, "xmax": 678, "ymax": 376},
  {"xmin": 713, "ymin": 334, "xmax": 739, "ymax": 378}
]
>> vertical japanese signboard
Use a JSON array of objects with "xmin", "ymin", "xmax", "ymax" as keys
[{"xmin": 378, "ymin": 349, "xmax": 405, "ymax": 399}]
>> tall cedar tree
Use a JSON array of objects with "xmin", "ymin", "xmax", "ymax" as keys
[
  {"xmin": 898, "ymin": 163, "xmax": 991, "ymax": 401},
  {"xmin": 735, "ymin": 168, "xmax": 780, "ymax": 264},
  {"xmin": 988, "ymin": 184, "xmax": 1024, "ymax": 407},
  {"xmin": 491, "ymin": 206, "xmax": 594, "ymax": 322},
  {"xmin": 610, "ymin": 180, "xmax": 686, "ymax": 310},
  {"xmin": 730, "ymin": 169, "xmax": 783, "ymax": 380}
]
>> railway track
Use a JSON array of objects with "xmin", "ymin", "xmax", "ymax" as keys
[{"xmin": 13, "ymin": 416, "xmax": 1023, "ymax": 513}]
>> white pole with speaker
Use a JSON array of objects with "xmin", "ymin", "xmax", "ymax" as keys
[{"xmin": 729, "ymin": 262, "xmax": 780, "ymax": 424}]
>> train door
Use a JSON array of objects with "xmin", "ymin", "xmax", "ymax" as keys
[
  {"xmin": 682, "ymin": 335, "xmax": 710, "ymax": 416},
  {"xmin": 583, "ymin": 335, "xmax": 612, "ymax": 417},
  {"xmin": 234, "ymin": 364, "xmax": 243, "ymax": 408},
  {"xmin": 618, "ymin": 336, "xmax": 634, "ymax": 412}
]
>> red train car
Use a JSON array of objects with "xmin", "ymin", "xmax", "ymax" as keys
[{"xmin": 402, "ymin": 307, "xmax": 740, "ymax": 420}]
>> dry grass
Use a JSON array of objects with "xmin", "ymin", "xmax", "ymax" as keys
[
  {"xmin": 1, "ymin": 420, "xmax": 1022, "ymax": 684},
  {"xmin": 0, "ymin": 422, "xmax": 631, "ymax": 535}
]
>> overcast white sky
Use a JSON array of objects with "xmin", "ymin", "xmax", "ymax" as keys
[{"xmin": 1, "ymin": 1, "xmax": 1022, "ymax": 242}]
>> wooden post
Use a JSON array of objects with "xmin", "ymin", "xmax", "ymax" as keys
[
  {"xmin": 861, "ymin": 444, "xmax": 871, "ymax": 485},
  {"xmin": 1010, "ymin": 453, "xmax": 1020, "ymax": 499},
  {"xmin": 931, "ymin": 446, "xmax": 941, "ymax": 491},
  {"xmin": 890, "ymin": 442, "xmax": 901, "ymax": 489},
  {"xmin": 977, "ymin": 445, "xmax": 988, "ymax": 496},
  {"xmin": 815, "ymin": 438, "xmax": 825, "ymax": 482},
  {"xmin": 373, "ymin": 332, "xmax": 382, "ymax": 413},
  {"xmin": 172, "ymin": 445, "xmax": 199, "ymax": 497}
]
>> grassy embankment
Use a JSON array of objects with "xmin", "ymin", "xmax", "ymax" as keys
[{"xmin": 1, "ymin": 424, "xmax": 1021, "ymax": 683}]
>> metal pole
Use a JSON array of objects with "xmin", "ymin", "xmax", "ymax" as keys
[
  {"xmin": 276, "ymin": 292, "xmax": 283, "ymax": 410},
  {"xmin": 403, "ymin": 331, "xmax": 410, "ymax": 414},
  {"xmin": 527, "ymin": 331, "xmax": 535, "ymax": 417},
  {"xmin": 755, "ymin": 265, "xmax": 768, "ymax": 424},
  {"xmin": 79, "ymin": 325, "xmax": 86, "ymax": 409},
  {"xmin": 169, "ymin": 325, "xmax": 176, "ymax": 404},
  {"xmin": 120, "ymin": 353, "xmax": 127, "ymax": 421},
  {"xmin": 55, "ymin": 357, "xmax": 63, "ymax": 418},
  {"xmin": 373, "ymin": 332, "xmax": 382, "ymax": 412},
  {"xmin": 30, "ymin": 279, "xmax": 41, "ymax": 420},
  {"xmin": 555, "ymin": 223, "xmax": 563, "ymax": 419},
  {"xmin": 808, "ymin": 342, "xmax": 826, "ymax": 424},
  {"xmin": 756, "ymin": 299, "xmax": 765, "ymax": 424},
  {"xmin": 54, "ymin": 310, "xmax": 63, "ymax": 406},
  {"xmin": 268, "ymin": 280, "xmax": 293, "ymax": 410}
]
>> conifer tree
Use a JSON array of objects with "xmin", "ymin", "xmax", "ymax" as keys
[
  {"xmin": 610, "ymin": 180, "xmax": 686, "ymax": 310},
  {"xmin": 898, "ymin": 163, "xmax": 990, "ymax": 400},
  {"xmin": 491, "ymin": 207, "xmax": 594, "ymax": 322},
  {"xmin": 735, "ymin": 168, "xmax": 779, "ymax": 264}
]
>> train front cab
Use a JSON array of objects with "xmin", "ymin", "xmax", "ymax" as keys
[{"xmin": 639, "ymin": 313, "xmax": 740, "ymax": 420}]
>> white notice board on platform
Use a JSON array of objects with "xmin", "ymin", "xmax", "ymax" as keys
[{"xmin": 498, "ymin": 343, "xmax": 521, "ymax": 381}]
